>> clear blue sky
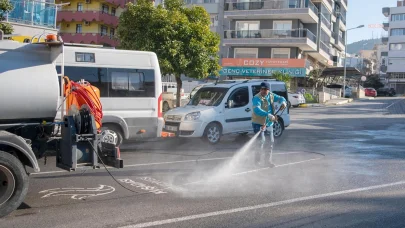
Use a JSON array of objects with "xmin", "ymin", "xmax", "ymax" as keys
[{"xmin": 346, "ymin": 0, "xmax": 396, "ymax": 44}]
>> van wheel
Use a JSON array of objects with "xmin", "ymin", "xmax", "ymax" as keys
[
  {"xmin": 203, "ymin": 123, "xmax": 222, "ymax": 144},
  {"xmin": 163, "ymin": 102, "xmax": 170, "ymax": 113},
  {"xmin": 0, "ymin": 151, "xmax": 29, "ymax": 218},
  {"xmin": 101, "ymin": 124, "xmax": 123, "ymax": 147},
  {"xmin": 273, "ymin": 119, "xmax": 284, "ymax": 138}
]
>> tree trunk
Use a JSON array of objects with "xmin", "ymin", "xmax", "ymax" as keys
[{"xmin": 175, "ymin": 74, "xmax": 182, "ymax": 108}]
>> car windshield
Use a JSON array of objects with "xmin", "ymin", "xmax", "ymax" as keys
[{"xmin": 188, "ymin": 87, "xmax": 228, "ymax": 106}]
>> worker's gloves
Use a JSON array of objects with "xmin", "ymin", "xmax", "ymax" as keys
[
  {"xmin": 268, "ymin": 114, "xmax": 276, "ymax": 122},
  {"xmin": 280, "ymin": 102, "xmax": 287, "ymax": 110}
]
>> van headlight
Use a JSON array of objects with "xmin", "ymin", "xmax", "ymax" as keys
[{"xmin": 185, "ymin": 112, "xmax": 201, "ymax": 121}]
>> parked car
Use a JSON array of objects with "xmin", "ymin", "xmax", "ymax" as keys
[
  {"xmin": 162, "ymin": 79, "xmax": 291, "ymax": 144},
  {"xmin": 365, "ymin": 88, "xmax": 377, "ymax": 97},
  {"xmin": 288, "ymin": 92, "xmax": 306, "ymax": 108},
  {"xmin": 326, "ymin": 84, "xmax": 352, "ymax": 98},
  {"xmin": 377, "ymin": 88, "xmax": 396, "ymax": 97}
]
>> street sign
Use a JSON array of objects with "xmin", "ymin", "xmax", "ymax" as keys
[{"xmin": 361, "ymin": 76, "xmax": 367, "ymax": 81}]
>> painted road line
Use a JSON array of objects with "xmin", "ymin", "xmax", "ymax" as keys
[
  {"xmin": 181, "ymin": 157, "xmax": 322, "ymax": 186},
  {"xmin": 30, "ymin": 153, "xmax": 306, "ymax": 175},
  {"xmin": 118, "ymin": 180, "xmax": 405, "ymax": 228},
  {"xmin": 385, "ymin": 99, "xmax": 403, "ymax": 109}
]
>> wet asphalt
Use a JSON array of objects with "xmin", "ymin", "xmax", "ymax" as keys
[{"xmin": 1, "ymin": 97, "xmax": 405, "ymax": 228}]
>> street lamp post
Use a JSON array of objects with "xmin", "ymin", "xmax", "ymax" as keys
[{"xmin": 343, "ymin": 25, "xmax": 364, "ymax": 97}]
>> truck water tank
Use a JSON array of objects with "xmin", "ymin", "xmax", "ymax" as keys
[{"xmin": 0, "ymin": 41, "xmax": 60, "ymax": 126}]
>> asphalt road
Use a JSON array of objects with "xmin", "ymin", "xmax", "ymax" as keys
[{"xmin": 2, "ymin": 97, "xmax": 405, "ymax": 228}]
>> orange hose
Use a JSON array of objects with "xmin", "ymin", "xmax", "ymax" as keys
[{"xmin": 63, "ymin": 76, "xmax": 103, "ymax": 129}]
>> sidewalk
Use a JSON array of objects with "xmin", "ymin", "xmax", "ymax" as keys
[{"xmin": 299, "ymin": 98, "xmax": 354, "ymax": 108}]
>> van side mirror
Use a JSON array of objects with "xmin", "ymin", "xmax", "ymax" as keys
[{"xmin": 227, "ymin": 100, "xmax": 234, "ymax": 109}]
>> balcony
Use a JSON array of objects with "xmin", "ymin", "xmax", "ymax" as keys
[
  {"xmin": 59, "ymin": 33, "xmax": 119, "ymax": 47},
  {"xmin": 336, "ymin": 0, "xmax": 347, "ymax": 10},
  {"xmin": 102, "ymin": 0, "xmax": 131, "ymax": 7},
  {"xmin": 57, "ymin": 10, "xmax": 119, "ymax": 27},
  {"xmin": 321, "ymin": 14, "xmax": 332, "ymax": 34},
  {"xmin": 311, "ymin": 0, "xmax": 333, "ymax": 12},
  {"xmin": 383, "ymin": 20, "xmax": 389, "ymax": 31},
  {"xmin": 308, "ymin": 41, "xmax": 333, "ymax": 66},
  {"xmin": 338, "ymin": 14, "xmax": 346, "ymax": 31},
  {"xmin": 224, "ymin": 0, "xmax": 319, "ymax": 23},
  {"xmin": 5, "ymin": 0, "xmax": 57, "ymax": 29},
  {"xmin": 382, "ymin": 36, "xmax": 389, "ymax": 44},
  {"xmin": 382, "ymin": 7, "xmax": 390, "ymax": 17},
  {"xmin": 223, "ymin": 28, "xmax": 317, "ymax": 51}
]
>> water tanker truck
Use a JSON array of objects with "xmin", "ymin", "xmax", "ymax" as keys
[{"xmin": 0, "ymin": 33, "xmax": 123, "ymax": 218}]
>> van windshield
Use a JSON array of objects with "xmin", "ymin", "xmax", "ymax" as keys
[{"xmin": 188, "ymin": 87, "xmax": 228, "ymax": 106}]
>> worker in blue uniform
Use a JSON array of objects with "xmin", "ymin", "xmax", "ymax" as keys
[{"xmin": 251, "ymin": 82, "xmax": 287, "ymax": 167}]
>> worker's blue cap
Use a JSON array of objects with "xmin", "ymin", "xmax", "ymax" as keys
[{"xmin": 260, "ymin": 82, "xmax": 270, "ymax": 90}]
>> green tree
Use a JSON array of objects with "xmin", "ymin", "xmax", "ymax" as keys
[
  {"xmin": 272, "ymin": 71, "xmax": 292, "ymax": 89},
  {"xmin": 117, "ymin": 0, "xmax": 220, "ymax": 107},
  {"xmin": 0, "ymin": 0, "xmax": 14, "ymax": 35},
  {"xmin": 363, "ymin": 74, "xmax": 384, "ymax": 89}
]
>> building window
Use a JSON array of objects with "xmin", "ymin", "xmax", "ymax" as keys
[
  {"xmin": 271, "ymin": 48, "xmax": 290, "ymax": 59},
  {"xmin": 77, "ymin": 3, "xmax": 83, "ymax": 11},
  {"xmin": 110, "ymin": 28, "xmax": 115, "ymax": 38},
  {"xmin": 111, "ymin": 7, "xmax": 116, "ymax": 16},
  {"xmin": 273, "ymin": 21, "xmax": 292, "ymax": 36},
  {"xmin": 76, "ymin": 24, "xmax": 82, "ymax": 33},
  {"xmin": 391, "ymin": 14, "xmax": 405, "ymax": 21},
  {"xmin": 235, "ymin": 21, "xmax": 260, "ymax": 31},
  {"xmin": 101, "ymin": 25, "xmax": 108, "ymax": 36},
  {"xmin": 391, "ymin": 28, "xmax": 405, "ymax": 36},
  {"xmin": 234, "ymin": 48, "xmax": 258, "ymax": 58},
  {"xmin": 102, "ymin": 4, "xmax": 109, "ymax": 14},
  {"xmin": 390, "ymin": 43, "xmax": 405, "ymax": 51},
  {"xmin": 273, "ymin": 21, "xmax": 292, "ymax": 30}
]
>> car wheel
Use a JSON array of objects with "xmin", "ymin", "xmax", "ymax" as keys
[
  {"xmin": 293, "ymin": 105, "xmax": 299, "ymax": 108},
  {"xmin": 273, "ymin": 119, "xmax": 284, "ymax": 138},
  {"xmin": 203, "ymin": 122, "xmax": 222, "ymax": 144},
  {"xmin": 101, "ymin": 124, "xmax": 124, "ymax": 147},
  {"xmin": 0, "ymin": 151, "xmax": 29, "ymax": 218}
]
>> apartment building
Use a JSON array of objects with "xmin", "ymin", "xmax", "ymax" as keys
[
  {"xmin": 382, "ymin": 0, "xmax": 405, "ymax": 93},
  {"xmin": 374, "ymin": 44, "xmax": 388, "ymax": 85},
  {"xmin": 55, "ymin": 0, "xmax": 132, "ymax": 47},
  {"xmin": 2, "ymin": 0, "xmax": 58, "ymax": 37}
]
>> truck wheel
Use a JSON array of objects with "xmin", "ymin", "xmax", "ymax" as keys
[
  {"xmin": 0, "ymin": 151, "xmax": 29, "ymax": 218},
  {"xmin": 101, "ymin": 124, "xmax": 123, "ymax": 147},
  {"xmin": 203, "ymin": 122, "xmax": 222, "ymax": 144}
]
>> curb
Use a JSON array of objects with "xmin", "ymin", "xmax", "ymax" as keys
[{"xmin": 299, "ymin": 103, "xmax": 325, "ymax": 108}]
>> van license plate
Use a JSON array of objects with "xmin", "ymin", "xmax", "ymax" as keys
[{"xmin": 166, "ymin": 126, "xmax": 178, "ymax": 132}]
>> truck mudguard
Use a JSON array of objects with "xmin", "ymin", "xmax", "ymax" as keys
[{"xmin": 0, "ymin": 131, "xmax": 40, "ymax": 172}]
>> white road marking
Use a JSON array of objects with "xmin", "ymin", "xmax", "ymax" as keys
[
  {"xmin": 118, "ymin": 180, "xmax": 405, "ymax": 228},
  {"xmin": 182, "ymin": 157, "xmax": 322, "ymax": 186},
  {"xmin": 30, "ymin": 152, "xmax": 307, "ymax": 175},
  {"xmin": 39, "ymin": 184, "xmax": 115, "ymax": 200},
  {"xmin": 385, "ymin": 99, "xmax": 403, "ymax": 109}
]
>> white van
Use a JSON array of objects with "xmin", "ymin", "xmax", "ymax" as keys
[
  {"xmin": 55, "ymin": 44, "xmax": 164, "ymax": 146},
  {"xmin": 163, "ymin": 79, "xmax": 290, "ymax": 144}
]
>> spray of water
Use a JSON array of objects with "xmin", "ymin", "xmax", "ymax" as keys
[
  {"xmin": 207, "ymin": 131, "xmax": 262, "ymax": 182},
  {"xmin": 169, "ymin": 131, "xmax": 263, "ymax": 196}
]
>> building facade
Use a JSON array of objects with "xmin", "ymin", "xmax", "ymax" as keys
[
  {"xmin": 2, "ymin": 0, "xmax": 58, "ymax": 38},
  {"xmin": 382, "ymin": 0, "xmax": 405, "ymax": 93},
  {"xmin": 55, "ymin": 0, "xmax": 132, "ymax": 47},
  {"xmin": 188, "ymin": 0, "xmax": 349, "ymax": 89}
]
